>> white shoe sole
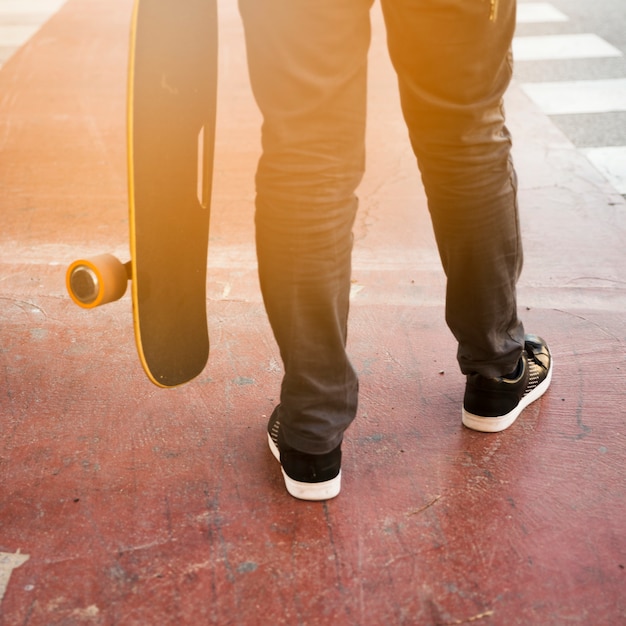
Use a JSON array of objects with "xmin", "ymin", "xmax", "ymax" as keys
[
  {"xmin": 462, "ymin": 361, "xmax": 553, "ymax": 433},
  {"xmin": 267, "ymin": 433, "xmax": 341, "ymax": 501}
]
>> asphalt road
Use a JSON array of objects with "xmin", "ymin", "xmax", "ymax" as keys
[{"xmin": 514, "ymin": 0, "xmax": 626, "ymax": 162}]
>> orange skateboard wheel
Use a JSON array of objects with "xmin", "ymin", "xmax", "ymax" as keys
[{"xmin": 66, "ymin": 254, "xmax": 129, "ymax": 308}]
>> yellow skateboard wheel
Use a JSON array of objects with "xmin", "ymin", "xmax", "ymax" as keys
[{"xmin": 66, "ymin": 254, "xmax": 129, "ymax": 308}]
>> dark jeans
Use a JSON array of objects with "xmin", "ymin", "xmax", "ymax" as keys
[{"xmin": 239, "ymin": 0, "xmax": 525, "ymax": 454}]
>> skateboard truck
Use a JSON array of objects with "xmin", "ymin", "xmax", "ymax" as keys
[{"xmin": 66, "ymin": 254, "xmax": 131, "ymax": 309}]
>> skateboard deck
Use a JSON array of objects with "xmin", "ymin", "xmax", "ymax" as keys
[{"xmin": 66, "ymin": 0, "xmax": 218, "ymax": 388}]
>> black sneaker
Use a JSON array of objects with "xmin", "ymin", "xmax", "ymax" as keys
[
  {"xmin": 267, "ymin": 410, "xmax": 342, "ymax": 501},
  {"xmin": 462, "ymin": 335, "xmax": 552, "ymax": 433}
]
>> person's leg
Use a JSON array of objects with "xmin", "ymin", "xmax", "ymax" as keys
[
  {"xmin": 239, "ymin": 0, "xmax": 372, "ymax": 497},
  {"xmin": 381, "ymin": 0, "xmax": 551, "ymax": 430},
  {"xmin": 381, "ymin": 0, "xmax": 523, "ymax": 377}
]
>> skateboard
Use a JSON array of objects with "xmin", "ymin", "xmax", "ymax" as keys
[{"xmin": 66, "ymin": 0, "xmax": 218, "ymax": 388}]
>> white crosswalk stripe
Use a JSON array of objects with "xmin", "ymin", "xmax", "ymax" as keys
[
  {"xmin": 0, "ymin": 0, "xmax": 67, "ymax": 69},
  {"xmin": 521, "ymin": 79, "xmax": 626, "ymax": 115},
  {"xmin": 513, "ymin": 34, "xmax": 622, "ymax": 61},
  {"xmin": 517, "ymin": 3, "xmax": 568, "ymax": 24}
]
